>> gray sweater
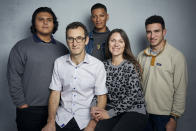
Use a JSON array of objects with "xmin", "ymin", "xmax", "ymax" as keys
[
  {"xmin": 7, "ymin": 35, "xmax": 69, "ymax": 107},
  {"xmin": 104, "ymin": 59, "xmax": 146, "ymax": 118}
]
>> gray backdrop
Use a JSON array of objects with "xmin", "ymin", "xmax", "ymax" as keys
[{"xmin": 0, "ymin": 0, "xmax": 195, "ymax": 130}]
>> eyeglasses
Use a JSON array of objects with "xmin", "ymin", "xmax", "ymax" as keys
[{"xmin": 67, "ymin": 36, "xmax": 85, "ymax": 43}]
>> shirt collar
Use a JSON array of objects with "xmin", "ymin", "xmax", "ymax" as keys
[
  {"xmin": 65, "ymin": 53, "xmax": 90, "ymax": 65},
  {"xmin": 144, "ymin": 41, "xmax": 167, "ymax": 56},
  {"xmin": 33, "ymin": 34, "xmax": 56, "ymax": 44}
]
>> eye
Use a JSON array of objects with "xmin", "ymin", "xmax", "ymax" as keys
[
  {"xmin": 76, "ymin": 36, "xmax": 83, "ymax": 40},
  {"xmin": 67, "ymin": 37, "xmax": 74, "ymax": 42},
  {"xmin": 154, "ymin": 29, "xmax": 161, "ymax": 33},
  {"xmin": 110, "ymin": 39, "xmax": 116, "ymax": 43},
  {"xmin": 47, "ymin": 18, "xmax": 53, "ymax": 22},
  {"xmin": 38, "ymin": 18, "xmax": 44, "ymax": 21},
  {"xmin": 92, "ymin": 15, "xmax": 97, "ymax": 19},
  {"xmin": 100, "ymin": 14, "xmax": 105, "ymax": 17},
  {"xmin": 76, "ymin": 36, "xmax": 85, "ymax": 43},
  {"xmin": 119, "ymin": 40, "xmax": 124, "ymax": 44},
  {"xmin": 146, "ymin": 31, "xmax": 151, "ymax": 34}
]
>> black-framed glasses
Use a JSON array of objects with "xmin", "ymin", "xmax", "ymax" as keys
[{"xmin": 67, "ymin": 36, "xmax": 85, "ymax": 43}]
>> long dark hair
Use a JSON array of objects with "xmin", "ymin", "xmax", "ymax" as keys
[
  {"xmin": 30, "ymin": 7, "xmax": 58, "ymax": 34},
  {"xmin": 105, "ymin": 29, "xmax": 142, "ymax": 76}
]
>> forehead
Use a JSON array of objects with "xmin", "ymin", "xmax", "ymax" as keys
[
  {"xmin": 91, "ymin": 8, "xmax": 106, "ymax": 15},
  {"xmin": 146, "ymin": 23, "xmax": 162, "ymax": 30},
  {"xmin": 36, "ymin": 12, "xmax": 53, "ymax": 18},
  {"xmin": 67, "ymin": 27, "xmax": 85, "ymax": 37},
  {"xmin": 110, "ymin": 32, "xmax": 122, "ymax": 39}
]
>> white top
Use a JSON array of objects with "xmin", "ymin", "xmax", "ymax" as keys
[{"xmin": 49, "ymin": 53, "xmax": 107, "ymax": 129}]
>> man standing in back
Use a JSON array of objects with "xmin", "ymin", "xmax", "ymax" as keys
[
  {"xmin": 7, "ymin": 7, "xmax": 69, "ymax": 131},
  {"xmin": 86, "ymin": 3, "xmax": 110, "ymax": 61}
]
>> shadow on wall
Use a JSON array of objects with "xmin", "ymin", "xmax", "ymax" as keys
[
  {"xmin": 137, "ymin": 35, "xmax": 148, "ymax": 53},
  {"xmin": 84, "ymin": 15, "xmax": 94, "ymax": 33},
  {"xmin": 0, "ymin": 64, "xmax": 17, "ymax": 131}
]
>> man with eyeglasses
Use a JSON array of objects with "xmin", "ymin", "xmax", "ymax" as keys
[{"xmin": 42, "ymin": 22, "xmax": 107, "ymax": 131}]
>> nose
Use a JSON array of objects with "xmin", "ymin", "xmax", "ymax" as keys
[
  {"xmin": 151, "ymin": 32, "xmax": 155, "ymax": 38},
  {"xmin": 96, "ymin": 16, "xmax": 100, "ymax": 22},
  {"xmin": 43, "ymin": 19, "xmax": 48, "ymax": 24},
  {"xmin": 72, "ymin": 39, "xmax": 77, "ymax": 46},
  {"xmin": 114, "ymin": 41, "xmax": 119, "ymax": 47}
]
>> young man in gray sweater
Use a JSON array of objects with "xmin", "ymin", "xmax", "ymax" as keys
[{"xmin": 7, "ymin": 7, "xmax": 69, "ymax": 131}]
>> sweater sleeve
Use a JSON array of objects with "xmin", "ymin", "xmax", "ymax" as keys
[
  {"xmin": 7, "ymin": 44, "xmax": 26, "ymax": 107},
  {"xmin": 171, "ymin": 53, "xmax": 188, "ymax": 117}
]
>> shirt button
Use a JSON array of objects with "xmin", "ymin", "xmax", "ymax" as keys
[{"xmin": 73, "ymin": 88, "xmax": 75, "ymax": 90}]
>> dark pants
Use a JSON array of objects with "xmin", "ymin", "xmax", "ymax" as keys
[
  {"xmin": 56, "ymin": 118, "xmax": 84, "ymax": 131},
  {"xmin": 16, "ymin": 106, "xmax": 48, "ymax": 131},
  {"xmin": 95, "ymin": 112, "xmax": 148, "ymax": 131},
  {"xmin": 144, "ymin": 114, "xmax": 170, "ymax": 131}
]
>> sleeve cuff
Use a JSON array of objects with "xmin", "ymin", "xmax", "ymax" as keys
[{"xmin": 107, "ymin": 109, "xmax": 117, "ymax": 118}]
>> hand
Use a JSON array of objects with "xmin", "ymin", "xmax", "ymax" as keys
[
  {"xmin": 94, "ymin": 108, "xmax": 110, "ymax": 120},
  {"xmin": 91, "ymin": 106, "xmax": 100, "ymax": 120},
  {"xmin": 18, "ymin": 104, "xmax": 28, "ymax": 109},
  {"xmin": 84, "ymin": 126, "xmax": 95, "ymax": 131},
  {"xmin": 166, "ymin": 118, "xmax": 177, "ymax": 131},
  {"xmin": 41, "ymin": 122, "xmax": 56, "ymax": 131}
]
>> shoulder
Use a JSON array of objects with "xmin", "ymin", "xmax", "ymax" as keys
[
  {"xmin": 54, "ymin": 39, "xmax": 69, "ymax": 53},
  {"xmin": 89, "ymin": 31, "xmax": 94, "ymax": 38},
  {"xmin": 125, "ymin": 60, "xmax": 134, "ymax": 67},
  {"xmin": 54, "ymin": 39, "xmax": 66, "ymax": 48},
  {"xmin": 54, "ymin": 39, "xmax": 64, "ymax": 46},
  {"xmin": 165, "ymin": 43, "xmax": 186, "ymax": 60},
  {"xmin": 122, "ymin": 60, "xmax": 135, "ymax": 71},
  {"xmin": 103, "ymin": 59, "xmax": 110, "ymax": 65},
  {"xmin": 87, "ymin": 54, "xmax": 105, "ymax": 68},
  {"xmin": 137, "ymin": 49, "xmax": 147, "ymax": 60},
  {"xmin": 87, "ymin": 54, "xmax": 102, "ymax": 63},
  {"xmin": 103, "ymin": 59, "xmax": 111, "ymax": 69},
  {"xmin": 55, "ymin": 54, "xmax": 68, "ymax": 63},
  {"xmin": 15, "ymin": 36, "xmax": 33, "ymax": 46},
  {"xmin": 11, "ymin": 36, "xmax": 33, "ymax": 51}
]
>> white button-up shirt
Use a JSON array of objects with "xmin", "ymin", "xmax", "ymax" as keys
[{"xmin": 49, "ymin": 54, "xmax": 107, "ymax": 129}]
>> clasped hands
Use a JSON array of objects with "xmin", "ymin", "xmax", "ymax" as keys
[{"xmin": 90, "ymin": 106, "xmax": 110, "ymax": 122}]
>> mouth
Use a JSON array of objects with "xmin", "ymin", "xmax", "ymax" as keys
[
  {"xmin": 42, "ymin": 27, "xmax": 49, "ymax": 29},
  {"xmin": 72, "ymin": 47, "xmax": 79, "ymax": 50},
  {"xmin": 96, "ymin": 23, "xmax": 102, "ymax": 25},
  {"xmin": 112, "ymin": 48, "xmax": 120, "ymax": 51},
  {"xmin": 150, "ymin": 39, "xmax": 156, "ymax": 43}
]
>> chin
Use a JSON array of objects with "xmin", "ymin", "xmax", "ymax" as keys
[
  {"xmin": 96, "ymin": 26, "xmax": 104, "ymax": 29},
  {"xmin": 40, "ymin": 32, "xmax": 52, "ymax": 35}
]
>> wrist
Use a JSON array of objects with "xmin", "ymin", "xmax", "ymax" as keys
[
  {"xmin": 18, "ymin": 104, "xmax": 28, "ymax": 109},
  {"xmin": 47, "ymin": 119, "xmax": 56, "ymax": 124},
  {"xmin": 169, "ymin": 115, "xmax": 178, "ymax": 121}
]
